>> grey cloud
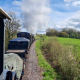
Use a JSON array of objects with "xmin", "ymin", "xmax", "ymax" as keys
[
  {"xmin": 56, "ymin": 11, "xmax": 80, "ymax": 30},
  {"xmin": 74, "ymin": 23, "xmax": 80, "ymax": 28},
  {"xmin": 70, "ymin": 18, "xmax": 80, "ymax": 22}
]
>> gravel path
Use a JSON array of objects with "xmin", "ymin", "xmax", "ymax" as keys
[{"xmin": 22, "ymin": 41, "xmax": 43, "ymax": 80}]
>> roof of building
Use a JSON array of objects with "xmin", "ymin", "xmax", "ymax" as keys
[{"xmin": 0, "ymin": 7, "xmax": 11, "ymax": 20}]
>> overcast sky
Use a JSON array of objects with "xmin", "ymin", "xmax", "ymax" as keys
[{"xmin": 0, "ymin": 0, "xmax": 80, "ymax": 34}]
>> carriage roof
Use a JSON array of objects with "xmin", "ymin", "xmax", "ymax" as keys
[{"xmin": 9, "ymin": 37, "xmax": 30, "ymax": 42}]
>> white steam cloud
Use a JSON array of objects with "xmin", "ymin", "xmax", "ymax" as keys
[{"xmin": 14, "ymin": 0, "xmax": 51, "ymax": 34}]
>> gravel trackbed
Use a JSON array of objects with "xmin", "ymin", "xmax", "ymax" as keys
[{"xmin": 22, "ymin": 41, "xmax": 43, "ymax": 80}]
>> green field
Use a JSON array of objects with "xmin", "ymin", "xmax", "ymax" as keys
[{"xmin": 58, "ymin": 37, "xmax": 80, "ymax": 61}]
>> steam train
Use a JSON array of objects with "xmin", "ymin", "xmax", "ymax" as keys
[
  {"xmin": 0, "ymin": 8, "xmax": 35, "ymax": 80},
  {"xmin": 5, "ymin": 32, "xmax": 35, "ymax": 80}
]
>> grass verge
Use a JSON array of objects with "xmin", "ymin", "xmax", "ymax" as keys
[{"xmin": 35, "ymin": 40, "xmax": 59, "ymax": 80}]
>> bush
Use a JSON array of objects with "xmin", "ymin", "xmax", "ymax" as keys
[
  {"xmin": 35, "ymin": 39, "xmax": 57, "ymax": 80},
  {"xmin": 42, "ymin": 37, "xmax": 80, "ymax": 80}
]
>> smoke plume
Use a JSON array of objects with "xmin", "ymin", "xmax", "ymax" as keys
[{"xmin": 20, "ymin": 0, "xmax": 51, "ymax": 34}]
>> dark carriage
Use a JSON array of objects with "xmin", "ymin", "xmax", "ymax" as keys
[
  {"xmin": 17, "ymin": 32, "xmax": 34, "ymax": 46},
  {"xmin": 6, "ymin": 37, "xmax": 30, "ymax": 58}
]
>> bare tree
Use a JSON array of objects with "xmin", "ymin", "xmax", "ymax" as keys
[
  {"xmin": 5, "ymin": 11, "xmax": 21, "ymax": 40},
  {"xmin": 5, "ymin": 11, "xmax": 21, "ymax": 51}
]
